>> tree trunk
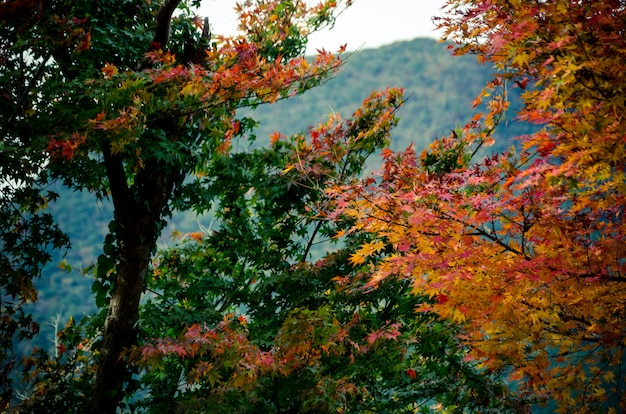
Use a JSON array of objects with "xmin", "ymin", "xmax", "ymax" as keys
[
  {"xmin": 90, "ymin": 145, "xmax": 178, "ymax": 413},
  {"xmin": 89, "ymin": 3, "xmax": 184, "ymax": 411},
  {"xmin": 90, "ymin": 236, "xmax": 151, "ymax": 413}
]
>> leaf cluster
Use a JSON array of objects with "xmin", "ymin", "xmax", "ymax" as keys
[{"xmin": 337, "ymin": 1, "xmax": 626, "ymax": 411}]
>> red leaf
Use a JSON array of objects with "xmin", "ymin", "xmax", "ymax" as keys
[{"xmin": 436, "ymin": 294, "xmax": 449, "ymax": 304}]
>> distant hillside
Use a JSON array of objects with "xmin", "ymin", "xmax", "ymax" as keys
[
  {"xmin": 29, "ymin": 37, "xmax": 531, "ymax": 353},
  {"xmin": 244, "ymin": 38, "xmax": 530, "ymax": 153}
]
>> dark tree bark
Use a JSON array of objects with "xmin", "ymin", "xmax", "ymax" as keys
[{"xmin": 90, "ymin": 145, "xmax": 181, "ymax": 413}]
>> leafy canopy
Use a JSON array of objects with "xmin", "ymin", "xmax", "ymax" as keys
[
  {"xmin": 332, "ymin": 0, "xmax": 626, "ymax": 412},
  {"xmin": 1, "ymin": 0, "xmax": 348, "ymax": 410}
]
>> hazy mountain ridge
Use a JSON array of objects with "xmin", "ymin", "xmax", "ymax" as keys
[{"xmin": 248, "ymin": 38, "xmax": 494, "ymax": 150}]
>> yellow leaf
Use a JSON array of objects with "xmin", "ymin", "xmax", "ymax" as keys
[{"xmin": 349, "ymin": 251, "xmax": 366, "ymax": 266}]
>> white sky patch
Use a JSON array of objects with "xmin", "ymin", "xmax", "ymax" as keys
[{"xmin": 199, "ymin": 0, "xmax": 447, "ymax": 53}]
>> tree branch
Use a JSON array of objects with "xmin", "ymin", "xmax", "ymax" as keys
[
  {"xmin": 101, "ymin": 142, "xmax": 131, "ymax": 222},
  {"xmin": 152, "ymin": 0, "xmax": 183, "ymax": 50}
]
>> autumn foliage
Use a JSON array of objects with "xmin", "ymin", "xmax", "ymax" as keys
[
  {"xmin": 332, "ymin": 0, "xmax": 626, "ymax": 411},
  {"xmin": 3, "ymin": 0, "xmax": 515, "ymax": 405},
  {"xmin": 4, "ymin": 0, "xmax": 626, "ymax": 412},
  {"xmin": 119, "ymin": 89, "xmax": 512, "ymax": 412},
  {"xmin": 1, "ymin": 0, "xmax": 349, "ymax": 411}
]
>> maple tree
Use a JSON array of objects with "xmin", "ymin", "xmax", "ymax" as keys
[
  {"xmin": 331, "ymin": 0, "xmax": 626, "ymax": 412},
  {"xmin": 1, "ymin": 0, "xmax": 349, "ymax": 411},
  {"xmin": 18, "ymin": 89, "xmax": 516, "ymax": 412}
]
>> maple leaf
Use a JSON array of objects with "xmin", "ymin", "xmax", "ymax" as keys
[
  {"xmin": 187, "ymin": 232, "xmax": 203, "ymax": 242},
  {"xmin": 270, "ymin": 130, "xmax": 283, "ymax": 144},
  {"xmin": 349, "ymin": 240, "xmax": 385, "ymax": 266},
  {"xmin": 101, "ymin": 62, "xmax": 118, "ymax": 79},
  {"xmin": 365, "ymin": 330, "xmax": 383, "ymax": 345},
  {"xmin": 348, "ymin": 251, "xmax": 366, "ymax": 266},
  {"xmin": 436, "ymin": 294, "xmax": 449, "ymax": 304}
]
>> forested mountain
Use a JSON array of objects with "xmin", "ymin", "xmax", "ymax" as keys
[
  {"xmin": 29, "ymin": 37, "xmax": 529, "ymax": 355},
  {"xmin": 247, "ymin": 37, "xmax": 530, "ymax": 153}
]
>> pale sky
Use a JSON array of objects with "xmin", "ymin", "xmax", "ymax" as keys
[{"xmin": 200, "ymin": 0, "xmax": 447, "ymax": 52}]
